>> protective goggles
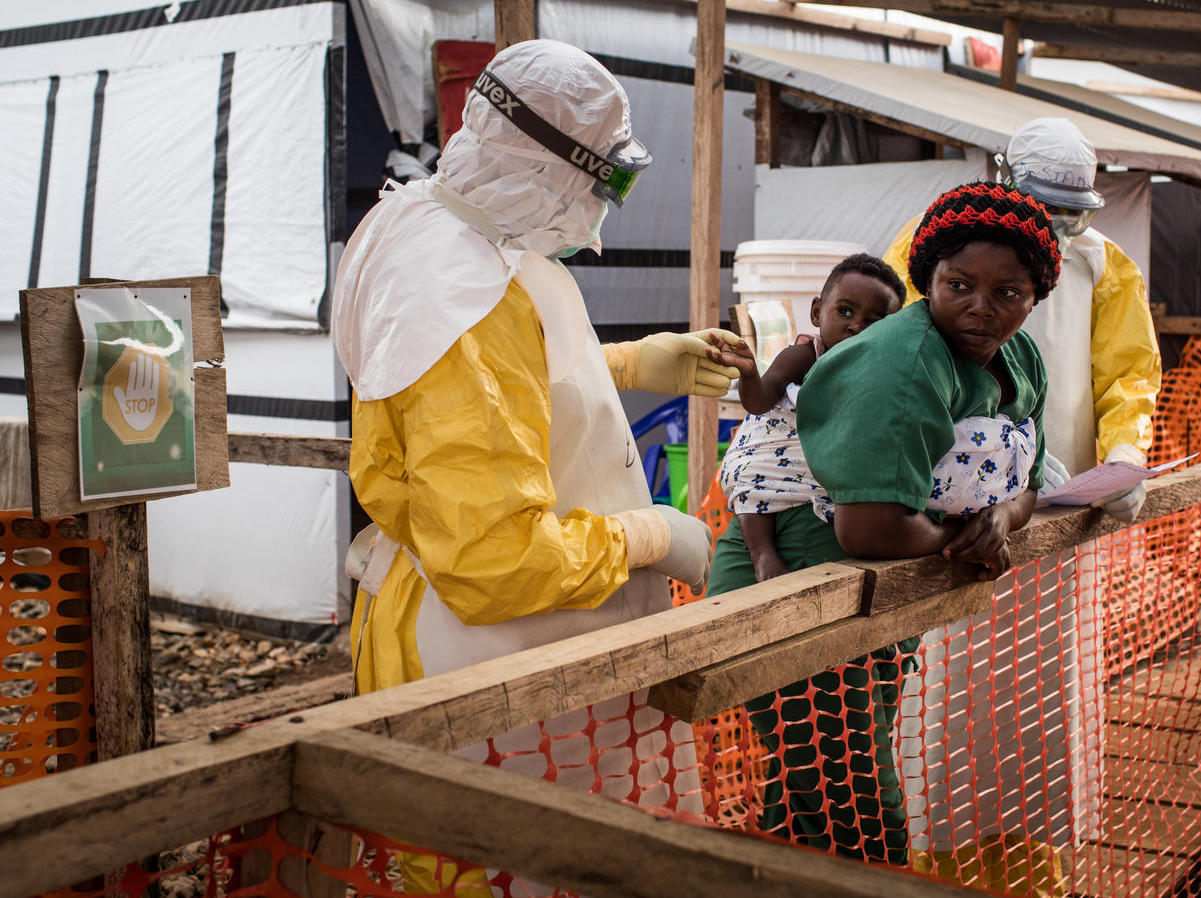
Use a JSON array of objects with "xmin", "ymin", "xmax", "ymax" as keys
[
  {"xmin": 472, "ymin": 68, "xmax": 651, "ymax": 206},
  {"xmin": 1045, "ymin": 205, "xmax": 1098, "ymax": 238}
]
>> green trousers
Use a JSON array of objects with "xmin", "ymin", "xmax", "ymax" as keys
[{"xmin": 707, "ymin": 507, "xmax": 918, "ymax": 865}]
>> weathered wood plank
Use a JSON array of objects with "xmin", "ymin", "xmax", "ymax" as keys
[
  {"xmin": 1126, "ymin": 652, "xmax": 1201, "ymax": 702},
  {"xmin": 19, "ymin": 277, "xmax": 228, "ymax": 518},
  {"xmin": 156, "ymin": 672, "xmax": 354, "ymax": 746},
  {"xmin": 754, "ymin": 77, "xmax": 781, "ymax": 167},
  {"xmin": 1033, "ymin": 42, "xmax": 1201, "ymax": 67},
  {"xmin": 0, "ymin": 728, "xmax": 294, "ymax": 898},
  {"xmin": 1065, "ymin": 843, "xmax": 1194, "ymax": 898},
  {"xmin": 688, "ymin": 0, "xmax": 725, "ymax": 514},
  {"xmin": 1106, "ymin": 723, "xmax": 1201, "ymax": 765},
  {"xmin": 854, "ymin": 465, "xmax": 1201, "ymax": 614},
  {"xmin": 1108, "ymin": 692, "xmax": 1201, "ymax": 732},
  {"xmin": 493, "ymin": 0, "xmax": 535, "ymax": 51},
  {"xmin": 1153, "ymin": 315, "xmax": 1201, "ymax": 335},
  {"xmin": 648, "ymin": 581, "xmax": 993, "ymax": 722},
  {"xmin": 292, "ymin": 728, "xmax": 980, "ymax": 898},
  {"xmin": 1106, "ymin": 757, "xmax": 1201, "ymax": 808},
  {"xmin": 786, "ymin": 0, "xmax": 1201, "ymax": 32},
  {"xmin": 710, "ymin": 0, "xmax": 951, "ymax": 45},
  {"xmin": 1094, "ymin": 796, "xmax": 1201, "ymax": 856},
  {"xmin": 227, "ymin": 432, "xmax": 350, "ymax": 470},
  {"xmin": 1000, "ymin": 16, "xmax": 1020, "ymax": 90},
  {"xmin": 87, "ymin": 502, "xmax": 154, "ymax": 760}
]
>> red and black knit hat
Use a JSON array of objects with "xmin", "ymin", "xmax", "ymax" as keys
[{"xmin": 908, "ymin": 181, "xmax": 1061, "ymax": 303}]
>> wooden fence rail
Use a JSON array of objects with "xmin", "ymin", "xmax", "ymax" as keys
[{"xmin": 3, "ymin": 463, "xmax": 1200, "ymax": 898}]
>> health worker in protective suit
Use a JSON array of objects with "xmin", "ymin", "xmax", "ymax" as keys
[
  {"xmin": 884, "ymin": 118, "xmax": 1161, "ymax": 522},
  {"xmin": 333, "ymin": 39, "xmax": 742, "ymax": 692}
]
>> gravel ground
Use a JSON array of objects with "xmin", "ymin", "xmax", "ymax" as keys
[{"xmin": 150, "ymin": 612, "xmax": 351, "ymax": 718}]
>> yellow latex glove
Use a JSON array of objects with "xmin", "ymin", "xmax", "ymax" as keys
[
  {"xmin": 605, "ymin": 329, "xmax": 742, "ymax": 396},
  {"xmin": 613, "ymin": 505, "xmax": 712, "ymax": 593}
]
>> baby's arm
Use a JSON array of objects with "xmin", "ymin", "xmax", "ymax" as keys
[{"xmin": 707, "ymin": 336, "xmax": 818, "ymax": 414}]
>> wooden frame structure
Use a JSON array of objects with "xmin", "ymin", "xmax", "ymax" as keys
[{"xmin": 4, "ymin": 462, "xmax": 1201, "ymax": 898}]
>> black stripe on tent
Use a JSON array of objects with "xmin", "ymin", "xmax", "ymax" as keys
[
  {"xmin": 79, "ymin": 70, "xmax": 108, "ymax": 282},
  {"xmin": 0, "ymin": 376, "xmax": 350, "ymax": 421},
  {"xmin": 28, "ymin": 76, "xmax": 59, "ymax": 288},
  {"xmin": 209, "ymin": 52, "xmax": 235, "ymax": 280},
  {"xmin": 588, "ymin": 52, "xmax": 755, "ymax": 94},
  {"xmin": 0, "ymin": 376, "xmax": 26, "ymax": 396},
  {"xmin": 326, "ymin": 44, "xmax": 347, "ymax": 244},
  {"xmin": 0, "ymin": 0, "xmax": 341, "ymax": 49},
  {"xmin": 228, "ymin": 394, "xmax": 349, "ymax": 421},
  {"xmin": 564, "ymin": 249, "xmax": 736, "ymax": 269},
  {"xmin": 948, "ymin": 62, "xmax": 1201, "ymax": 155}
]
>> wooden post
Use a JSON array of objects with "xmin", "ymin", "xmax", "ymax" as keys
[
  {"xmin": 1000, "ymin": 16, "xmax": 1021, "ymax": 91},
  {"xmin": 688, "ymin": 0, "xmax": 725, "ymax": 513},
  {"xmin": 494, "ymin": 0, "xmax": 536, "ymax": 52},
  {"xmin": 754, "ymin": 78, "xmax": 781, "ymax": 168},
  {"xmin": 87, "ymin": 503, "xmax": 154, "ymax": 760}
]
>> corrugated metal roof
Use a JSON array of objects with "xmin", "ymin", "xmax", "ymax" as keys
[{"xmin": 725, "ymin": 41, "xmax": 1201, "ymax": 184}]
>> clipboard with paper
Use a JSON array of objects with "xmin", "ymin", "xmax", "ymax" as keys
[{"xmin": 1037, "ymin": 454, "xmax": 1199, "ymax": 507}]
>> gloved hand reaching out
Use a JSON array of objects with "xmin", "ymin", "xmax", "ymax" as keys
[
  {"xmin": 605, "ymin": 329, "xmax": 742, "ymax": 396},
  {"xmin": 613, "ymin": 505, "xmax": 712, "ymax": 593},
  {"xmin": 1099, "ymin": 443, "xmax": 1147, "ymax": 523}
]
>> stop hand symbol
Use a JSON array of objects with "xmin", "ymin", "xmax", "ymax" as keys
[{"xmin": 113, "ymin": 351, "xmax": 161, "ymax": 432}]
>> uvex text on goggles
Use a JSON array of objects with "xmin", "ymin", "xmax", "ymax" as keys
[{"xmin": 472, "ymin": 68, "xmax": 651, "ymax": 206}]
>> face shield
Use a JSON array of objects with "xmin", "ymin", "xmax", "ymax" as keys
[
  {"xmin": 472, "ymin": 68, "xmax": 652, "ymax": 207},
  {"xmin": 995, "ymin": 151, "xmax": 1102, "ymax": 249}
]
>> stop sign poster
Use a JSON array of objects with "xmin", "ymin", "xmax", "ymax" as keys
[{"xmin": 75, "ymin": 287, "xmax": 196, "ymax": 501}]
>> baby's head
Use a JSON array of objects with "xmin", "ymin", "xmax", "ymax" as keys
[{"xmin": 810, "ymin": 253, "xmax": 905, "ymax": 349}]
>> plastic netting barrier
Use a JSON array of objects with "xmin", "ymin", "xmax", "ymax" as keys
[
  {"xmin": 1, "ymin": 511, "xmax": 99, "ymax": 785},
  {"xmin": 8, "ymin": 338, "xmax": 1201, "ymax": 898}
]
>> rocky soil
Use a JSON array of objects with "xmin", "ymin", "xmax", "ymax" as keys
[{"xmin": 150, "ymin": 612, "xmax": 352, "ymax": 718}]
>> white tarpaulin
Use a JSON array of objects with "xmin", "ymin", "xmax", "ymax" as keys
[
  {"xmin": 0, "ymin": 2, "xmax": 339, "ymax": 326},
  {"xmin": 754, "ymin": 157, "xmax": 989, "ymax": 256}
]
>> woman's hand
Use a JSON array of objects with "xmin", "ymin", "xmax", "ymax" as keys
[
  {"xmin": 940, "ymin": 505, "xmax": 1014, "ymax": 579},
  {"xmin": 940, "ymin": 488, "xmax": 1037, "ymax": 580}
]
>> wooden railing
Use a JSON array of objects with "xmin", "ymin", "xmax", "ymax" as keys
[{"xmin": 4, "ymin": 446, "xmax": 1201, "ymax": 898}]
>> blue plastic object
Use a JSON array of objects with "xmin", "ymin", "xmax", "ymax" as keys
[{"xmin": 629, "ymin": 397, "xmax": 740, "ymax": 503}]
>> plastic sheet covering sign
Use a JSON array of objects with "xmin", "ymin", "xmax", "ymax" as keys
[{"xmin": 74, "ymin": 286, "xmax": 195, "ymax": 501}]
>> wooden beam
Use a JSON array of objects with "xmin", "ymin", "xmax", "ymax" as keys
[
  {"xmin": 754, "ymin": 78, "xmax": 781, "ymax": 167},
  {"xmin": 1152, "ymin": 315, "xmax": 1201, "ymax": 336},
  {"xmin": 227, "ymin": 432, "xmax": 351, "ymax": 470},
  {"xmin": 0, "ymin": 730, "xmax": 295, "ymax": 898},
  {"xmin": 156, "ymin": 672, "xmax": 353, "ymax": 746},
  {"xmin": 293, "ymin": 728, "xmax": 980, "ymax": 898},
  {"xmin": 1033, "ymin": 42, "xmax": 1201, "ymax": 68},
  {"xmin": 1000, "ymin": 16, "xmax": 1020, "ymax": 91},
  {"xmin": 796, "ymin": 0, "xmax": 1201, "ymax": 33},
  {"xmin": 87, "ymin": 503, "xmax": 155, "ymax": 760},
  {"xmin": 688, "ymin": 0, "xmax": 726, "ymax": 513},
  {"xmin": 648, "ymin": 581, "xmax": 994, "ymax": 721},
  {"xmin": 716, "ymin": 0, "xmax": 951, "ymax": 46},
  {"xmin": 1087, "ymin": 80, "xmax": 1201, "ymax": 103},
  {"xmin": 494, "ymin": 0, "xmax": 535, "ymax": 51}
]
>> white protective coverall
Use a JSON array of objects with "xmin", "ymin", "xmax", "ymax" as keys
[{"xmin": 332, "ymin": 46, "xmax": 721, "ymax": 890}]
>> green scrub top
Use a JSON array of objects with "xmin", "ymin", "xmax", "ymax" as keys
[{"xmin": 796, "ymin": 300, "xmax": 1047, "ymax": 512}]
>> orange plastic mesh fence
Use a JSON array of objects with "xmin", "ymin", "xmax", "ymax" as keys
[{"xmin": 1, "ymin": 510, "xmax": 100, "ymax": 785}]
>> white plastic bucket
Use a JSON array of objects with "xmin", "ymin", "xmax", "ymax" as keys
[{"xmin": 732, "ymin": 239, "xmax": 870, "ymax": 300}]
